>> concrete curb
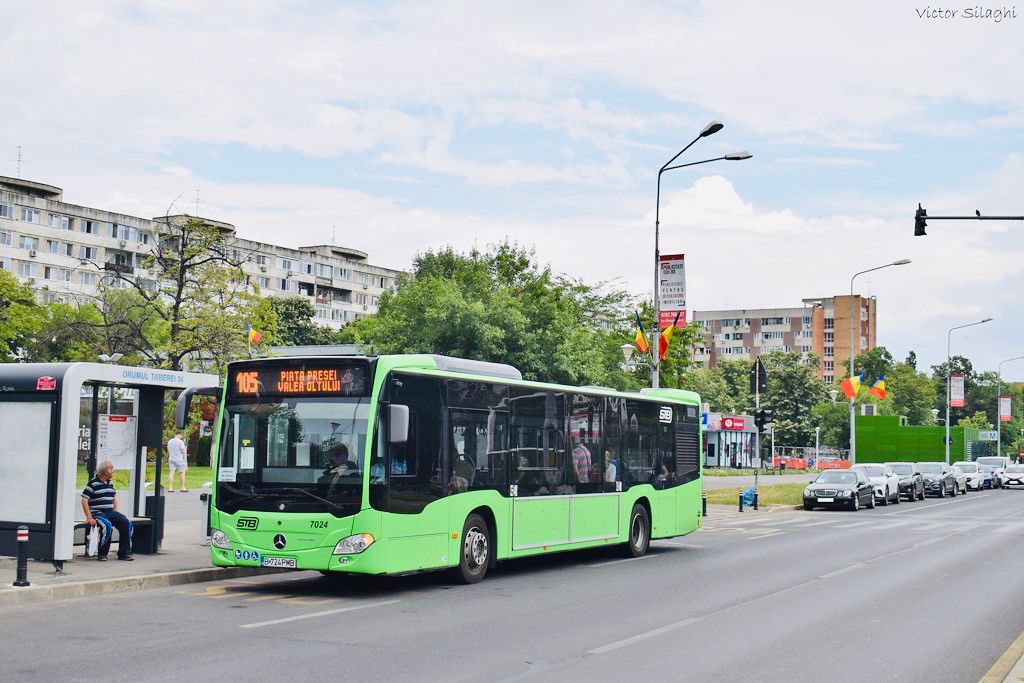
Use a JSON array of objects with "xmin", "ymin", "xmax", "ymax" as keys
[{"xmin": 0, "ymin": 566, "xmax": 282, "ymax": 608}]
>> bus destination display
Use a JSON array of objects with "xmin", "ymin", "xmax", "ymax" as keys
[{"xmin": 230, "ymin": 364, "xmax": 368, "ymax": 397}]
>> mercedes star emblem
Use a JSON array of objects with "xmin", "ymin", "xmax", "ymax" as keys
[{"xmin": 273, "ymin": 534, "xmax": 287, "ymax": 550}]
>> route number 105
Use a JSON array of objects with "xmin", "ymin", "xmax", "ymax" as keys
[{"xmin": 236, "ymin": 371, "xmax": 259, "ymax": 394}]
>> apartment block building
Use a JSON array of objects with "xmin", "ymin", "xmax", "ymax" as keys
[
  {"xmin": 0, "ymin": 176, "xmax": 400, "ymax": 330},
  {"xmin": 693, "ymin": 295, "xmax": 877, "ymax": 384}
]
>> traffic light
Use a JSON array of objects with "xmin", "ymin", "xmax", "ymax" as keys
[
  {"xmin": 914, "ymin": 203, "xmax": 927, "ymax": 236},
  {"xmin": 754, "ymin": 409, "xmax": 773, "ymax": 431}
]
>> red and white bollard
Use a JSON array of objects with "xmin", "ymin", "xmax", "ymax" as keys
[{"xmin": 13, "ymin": 525, "xmax": 29, "ymax": 587}]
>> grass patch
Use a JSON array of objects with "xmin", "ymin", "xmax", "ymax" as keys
[
  {"xmin": 77, "ymin": 464, "xmax": 215, "ymax": 491},
  {"xmin": 703, "ymin": 468, "xmax": 812, "ymax": 477},
  {"xmin": 704, "ymin": 482, "xmax": 807, "ymax": 507}
]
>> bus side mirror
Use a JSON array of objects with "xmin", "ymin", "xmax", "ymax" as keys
[
  {"xmin": 175, "ymin": 386, "xmax": 221, "ymax": 430},
  {"xmin": 389, "ymin": 404, "xmax": 410, "ymax": 444}
]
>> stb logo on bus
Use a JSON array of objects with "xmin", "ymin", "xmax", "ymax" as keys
[
  {"xmin": 659, "ymin": 407, "xmax": 673, "ymax": 423},
  {"xmin": 36, "ymin": 376, "xmax": 56, "ymax": 391},
  {"xmin": 237, "ymin": 518, "xmax": 259, "ymax": 530}
]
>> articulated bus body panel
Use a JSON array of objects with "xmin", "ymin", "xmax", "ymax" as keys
[{"xmin": 209, "ymin": 354, "xmax": 702, "ymax": 576}]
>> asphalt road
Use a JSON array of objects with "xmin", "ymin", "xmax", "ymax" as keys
[{"xmin": 4, "ymin": 488, "xmax": 1024, "ymax": 682}]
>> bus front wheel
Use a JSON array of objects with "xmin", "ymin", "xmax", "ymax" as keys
[
  {"xmin": 623, "ymin": 503, "xmax": 651, "ymax": 558},
  {"xmin": 455, "ymin": 513, "xmax": 490, "ymax": 584}
]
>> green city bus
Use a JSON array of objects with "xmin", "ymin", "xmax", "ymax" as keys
[{"xmin": 190, "ymin": 352, "xmax": 703, "ymax": 583}]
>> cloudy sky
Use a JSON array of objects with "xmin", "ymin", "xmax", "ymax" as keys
[{"xmin": 3, "ymin": 2, "xmax": 1023, "ymax": 377}]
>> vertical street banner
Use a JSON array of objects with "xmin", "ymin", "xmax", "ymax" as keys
[
  {"xmin": 950, "ymin": 374, "xmax": 965, "ymax": 408},
  {"xmin": 1000, "ymin": 395, "xmax": 1012, "ymax": 422},
  {"xmin": 659, "ymin": 253, "xmax": 686, "ymax": 330}
]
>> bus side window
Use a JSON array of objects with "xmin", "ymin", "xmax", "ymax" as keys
[
  {"xmin": 510, "ymin": 388, "xmax": 567, "ymax": 496},
  {"xmin": 447, "ymin": 408, "xmax": 508, "ymax": 493},
  {"xmin": 385, "ymin": 373, "xmax": 444, "ymax": 514}
]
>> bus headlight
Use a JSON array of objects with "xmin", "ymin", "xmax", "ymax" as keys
[
  {"xmin": 334, "ymin": 533, "xmax": 375, "ymax": 555},
  {"xmin": 211, "ymin": 530, "xmax": 233, "ymax": 549}
]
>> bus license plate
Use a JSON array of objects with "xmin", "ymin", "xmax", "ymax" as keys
[{"xmin": 262, "ymin": 556, "xmax": 296, "ymax": 568}]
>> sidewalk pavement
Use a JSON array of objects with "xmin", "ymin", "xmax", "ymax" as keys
[{"xmin": 0, "ymin": 490, "xmax": 274, "ymax": 607}]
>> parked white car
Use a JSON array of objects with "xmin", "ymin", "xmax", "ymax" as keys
[
  {"xmin": 976, "ymin": 456, "xmax": 1010, "ymax": 488},
  {"xmin": 950, "ymin": 465, "xmax": 969, "ymax": 494},
  {"xmin": 851, "ymin": 464, "xmax": 901, "ymax": 505},
  {"xmin": 953, "ymin": 461, "xmax": 983, "ymax": 490},
  {"xmin": 1002, "ymin": 464, "xmax": 1024, "ymax": 487}
]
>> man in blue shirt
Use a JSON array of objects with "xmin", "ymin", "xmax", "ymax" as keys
[{"xmin": 81, "ymin": 460, "xmax": 133, "ymax": 561}]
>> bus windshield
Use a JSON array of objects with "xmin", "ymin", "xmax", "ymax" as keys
[{"xmin": 217, "ymin": 397, "xmax": 370, "ymax": 516}]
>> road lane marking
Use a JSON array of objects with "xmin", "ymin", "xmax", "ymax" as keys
[
  {"xmin": 588, "ymin": 532, "xmax": 957, "ymax": 656},
  {"xmin": 834, "ymin": 521, "xmax": 873, "ymax": 528},
  {"xmin": 239, "ymin": 599, "xmax": 401, "ymax": 629},
  {"xmin": 588, "ymin": 618, "xmax": 703, "ymax": 654},
  {"xmin": 653, "ymin": 541, "xmax": 704, "ymax": 549},
  {"xmin": 883, "ymin": 493, "xmax": 992, "ymax": 515},
  {"xmin": 994, "ymin": 522, "xmax": 1024, "ymax": 535},
  {"xmin": 818, "ymin": 562, "xmax": 865, "ymax": 579},
  {"xmin": 748, "ymin": 532, "xmax": 785, "ymax": 540},
  {"xmin": 794, "ymin": 520, "xmax": 837, "ymax": 527}
]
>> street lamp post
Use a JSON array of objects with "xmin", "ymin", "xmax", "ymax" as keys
[
  {"xmin": 847, "ymin": 260, "xmax": 911, "ymax": 465},
  {"xmin": 996, "ymin": 355, "xmax": 1024, "ymax": 458},
  {"xmin": 815, "ymin": 426, "xmax": 820, "ymax": 462},
  {"xmin": 945, "ymin": 318, "xmax": 993, "ymax": 464},
  {"xmin": 652, "ymin": 122, "xmax": 751, "ymax": 388}
]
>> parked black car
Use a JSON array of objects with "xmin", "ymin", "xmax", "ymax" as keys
[
  {"xmin": 887, "ymin": 461, "xmax": 926, "ymax": 501},
  {"xmin": 804, "ymin": 469, "xmax": 875, "ymax": 511},
  {"xmin": 918, "ymin": 462, "xmax": 956, "ymax": 497}
]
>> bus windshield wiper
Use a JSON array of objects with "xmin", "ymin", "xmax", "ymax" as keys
[
  {"xmin": 221, "ymin": 483, "xmax": 262, "ymax": 504},
  {"xmin": 278, "ymin": 487, "xmax": 345, "ymax": 513}
]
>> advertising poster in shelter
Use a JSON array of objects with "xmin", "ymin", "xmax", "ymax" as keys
[{"xmin": 97, "ymin": 415, "xmax": 138, "ymax": 470}]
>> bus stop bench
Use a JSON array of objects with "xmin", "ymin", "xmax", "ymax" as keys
[{"xmin": 73, "ymin": 517, "xmax": 156, "ymax": 555}]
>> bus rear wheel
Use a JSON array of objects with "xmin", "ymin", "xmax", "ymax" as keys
[
  {"xmin": 623, "ymin": 503, "xmax": 650, "ymax": 558},
  {"xmin": 455, "ymin": 513, "xmax": 490, "ymax": 584}
]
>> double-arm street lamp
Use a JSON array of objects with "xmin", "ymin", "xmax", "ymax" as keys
[
  {"xmin": 651, "ymin": 122, "xmax": 752, "ymax": 387},
  {"xmin": 847, "ymin": 260, "xmax": 911, "ymax": 464},
  {"xmin": 996, "ymin": 355, "xmax": 1024, "ymax": 458},
  {"xmin": 945, "ymin": 318, "xmax": 993, "ymax": 464}
]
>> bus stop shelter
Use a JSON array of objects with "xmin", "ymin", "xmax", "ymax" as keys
[{"xmin": 0, "ymin": 363, "xmax": 218, "ymax": 563}]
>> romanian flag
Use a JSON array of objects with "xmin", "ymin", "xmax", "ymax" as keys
[
  {"xmin": 247, "ymin": 323, "xmax": 263, "ymax": 345},
  {"xmin": 633, "ymin": 312, "xmax": 650, "ymax": 355},
  {"xmin": 869, "ymin": 375, "xmax": 886, "ymax": 400},
  {"xmin": 659, "ymin": 310, "xmax": 683, "ymax": 361},
  {"xmin": 840, "ymin": 373, "xmax": 863, "ymax": 400}
]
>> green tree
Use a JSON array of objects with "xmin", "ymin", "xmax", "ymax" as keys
[
  {"xmin": 339, "ymin": 243, "xmax": 631, "ymax": 386},
  {"xmin": 98, "ymin": 215, "xmax": 276, "ymax": 373},
  {"xmin": 761, "ymin": 351, "xmax": 827, "ymax": 446},
  {"xmin": 905, "ymin": 350, "xmax": 917, "ymax": 370},
  {"xmin": 0, "ymin": 269, "xmax": 45, "ymax": 360},
  {"xmin": 268, "ymin": 296, "xmax": 337, "ymax": 347},
  {"xmin": 958, "ymin": 411, "xmax": 992, "ymax": 430},
  {"xmin": 853, "ymin": 346, "xmax": 894, "ymax": 385},
  {"xmin": 809, "ymin": 400, "xmax": 849, "ymax": 449},
  {"xmin": 887, "ymin": 362, "xmax": 937, "ymax": 425}
]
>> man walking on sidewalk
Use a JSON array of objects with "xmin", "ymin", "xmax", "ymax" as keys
[
  {"xmin": 167, "ymin": 431, "xmax": 188, "ymax": 492},
  {"xmin": 81, "ymin": 460, "xmax": 133, "ymax": 561}
]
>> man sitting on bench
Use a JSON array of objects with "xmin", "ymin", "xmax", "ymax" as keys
[{"xmin": 81, "ymin": 460, "xmax": 133, "ymax": 561}]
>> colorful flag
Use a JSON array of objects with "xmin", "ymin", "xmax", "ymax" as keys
[
  {"xmin": 659, "ymin": 310, "xmax": 683, "ymax": 361},
  {"xmin": 869, "ymin": 375, "xmax": 886, "ymax": 400},
  {"xmin": 247, "ymin": 323, "xmax": 263, "ymax": 344},
  {"xmin": 633, "ymin": 312, "xmax": 650, "ymax": 355},
  {"xmin": 840, "ymin": 373, "xmax": 863, "ymax": 399}
]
